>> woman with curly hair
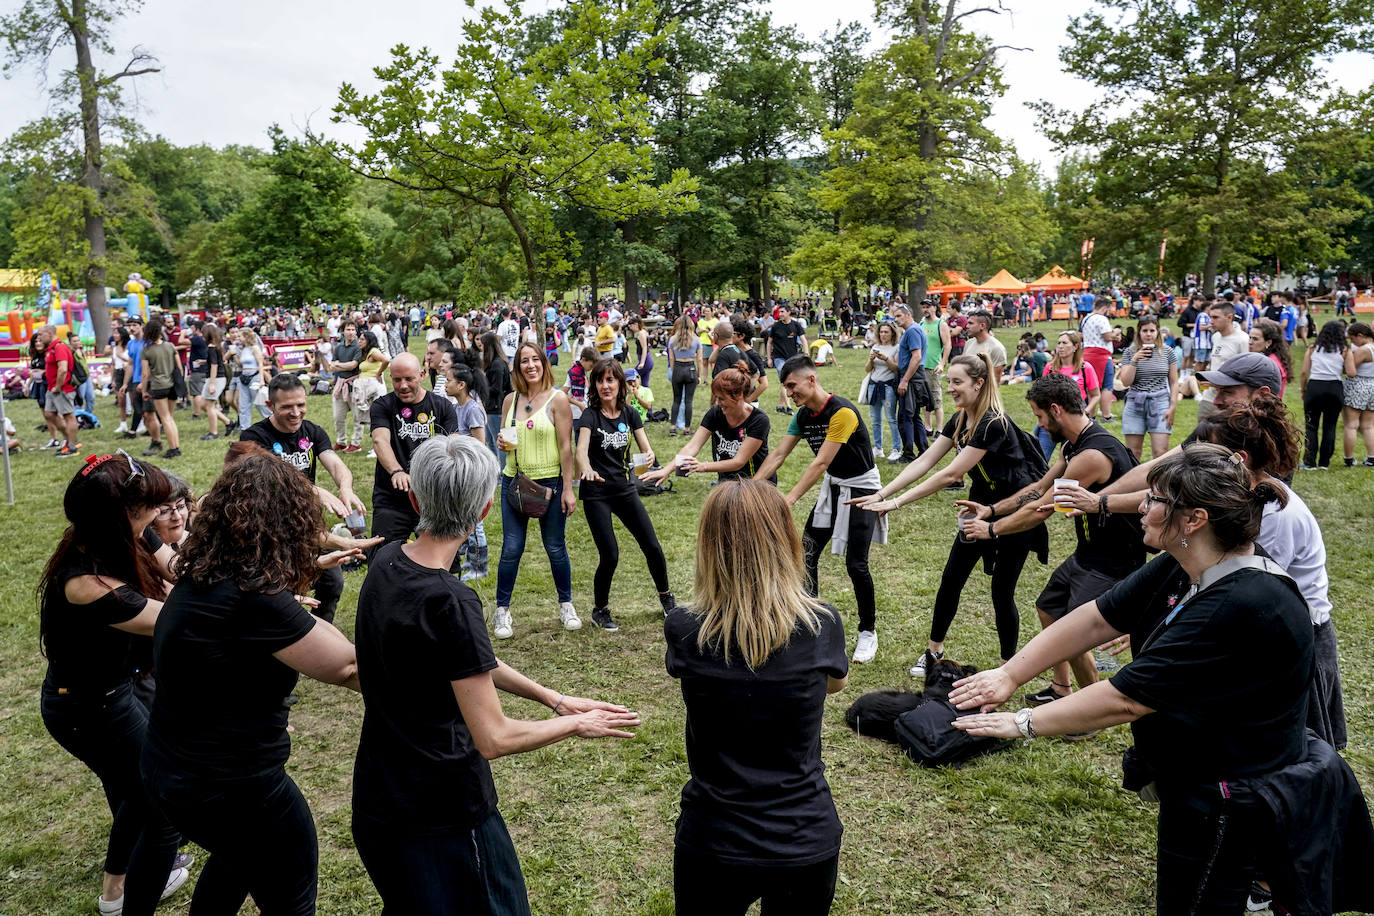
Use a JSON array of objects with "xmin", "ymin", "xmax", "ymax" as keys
[
  {"xmin": 38, "ymin": 452, "xmax": 187, "ymax": 915},
  {"xmin": 140, "ymin": 454, "xmax": 363, "ymax": 915}
]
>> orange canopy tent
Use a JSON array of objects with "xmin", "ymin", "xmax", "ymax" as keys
[
  {"xmin": 1028, "ymin": 266, "xmax": 1087, "ymax": 291},
  {"xmin": 976, "ymin": 269, "xmax": 1027, "ymax": 294},
  {"xmin": 927, "ymin": 270, "xmax": 976, "ymax": 295}
]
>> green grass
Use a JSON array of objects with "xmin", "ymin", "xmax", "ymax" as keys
[{"xmin": 1, "ymin": 322, "xmax": 1371, "ymax": 915}]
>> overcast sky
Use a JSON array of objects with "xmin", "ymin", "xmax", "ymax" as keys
[{"xmin": 1, "ymin": 0, "xmax": 1370, "ymax": 175}]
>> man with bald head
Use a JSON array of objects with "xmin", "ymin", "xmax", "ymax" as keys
[{"xmin": 368, "ymin": 353, "xmax": 460, "ymax": 557}]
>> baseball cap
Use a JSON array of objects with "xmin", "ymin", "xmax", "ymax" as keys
[
  {"xmin": 1197, "ymin": 353, "xmax": 1280, "ymax": 392},
  {"xmin": 623, "ymin": 367, "xmax": 639, "ymax": 381},
  {"xmin": 598, "ymin": 310, "xmax": 609, "ymax": 319}
]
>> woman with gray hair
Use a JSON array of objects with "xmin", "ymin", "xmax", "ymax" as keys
[{"xmin": 351, "ymin": 434, "xmax": 640, "ymax": 913}]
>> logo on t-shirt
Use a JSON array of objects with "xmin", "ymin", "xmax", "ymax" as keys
[
  {"xmin": 396, "ymin": 413, "xmax": 437, "ymax": 442},
  {"xmin": 297, "ymin": 437, "xmax": 310, "ymax": 450},
  {"xmin": 714, "ymin": 430, "xmax": 743, "ymax": 458},
  {"xmin": 401, "ymin": 407, "xmax": 413, "ymax": 419},
  {"xmin": 598, "ymin": 427, "xmax": 630, "ymax": 451}
]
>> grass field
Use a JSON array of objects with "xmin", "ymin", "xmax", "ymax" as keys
[{"xmin": 1, "ymin": 321, "xmax": 1371, "ymax": 915}]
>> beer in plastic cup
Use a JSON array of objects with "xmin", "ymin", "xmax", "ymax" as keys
[
  {"xmin": 1053, "ymin": 477, "xmax": 1078, "ymax": 514},
  {"xmin": 499, "ymin": 427, "xmax": 518, "ymax": 451},
  {"xmin": 632, "ymin": 452, "xmax": 651, "ymax": 476}
]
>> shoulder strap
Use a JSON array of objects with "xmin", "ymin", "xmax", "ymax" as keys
[{"xmin": 1140, "ymin": 555, "xmax": 1299, "ymax": 654}]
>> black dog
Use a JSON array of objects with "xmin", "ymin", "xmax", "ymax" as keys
[{"xmin": 844, "ymin": 659, "xmax": 979, "ymax": 743}]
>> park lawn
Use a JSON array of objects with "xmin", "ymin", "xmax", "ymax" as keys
[{"xmin": 1, "ymin": 321, "xmax": 1371, "ymax": 915}]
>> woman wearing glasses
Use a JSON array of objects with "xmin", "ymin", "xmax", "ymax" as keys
[
  {"xmin": 950, "ymin": 445, "xmax": 1329, "ymax": 913},
  {"xmin": 38, "ymin": 452, "xmax": 188, "ymax": 915},
  {"xmin": 148, "ymin": 473, "xmax": 193, "ymax": 550}
]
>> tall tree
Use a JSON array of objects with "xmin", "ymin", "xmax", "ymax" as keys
[
  {"xmin": 1038, "ymin": 0, "xmax": 1374, "ymax": 294},
  {"xmin": 331, "ymin": 0, "xmax": 695, "ymax": 340},
  {"xmin": 793, "ymin": 1, "xmax": 1016, "ymax": 299},
  {"xmin": 0, "ymin": 0, "xmax": 160, "ymax": 343}
]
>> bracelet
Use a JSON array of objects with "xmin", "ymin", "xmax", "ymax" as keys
[
  {"xmin": 390, "ymin": 468, "xmax": 405, "ymax": 477},
  {"xmin": 1026, "ymin": 711, "xmax": 1037, "ymax": 739},
  {"xmin": 553, "ymin": 694, "xmax": 566, "ymax": 714},
  {"xmin": 988, "ymin": 520, "xmax": 998, "ymax": 538},
  {"xmin": 1099, "ymin": 494, "xmax": 1110, "ymax": 516}
]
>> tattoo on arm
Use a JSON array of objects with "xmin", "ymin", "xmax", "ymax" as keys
[{"xmin": 1015, "ymin": 489, "xmax": 1043, "ymax": 508}]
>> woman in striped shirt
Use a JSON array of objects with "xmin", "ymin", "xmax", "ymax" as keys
[{"xmin": 1118, "ymin": 316, "xmax": 1179, "ymax": 460}]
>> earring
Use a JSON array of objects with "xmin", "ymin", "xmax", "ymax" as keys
[{"xmin": 1180, "ymin": 535, "xmax": 1189, "ymax": 549}]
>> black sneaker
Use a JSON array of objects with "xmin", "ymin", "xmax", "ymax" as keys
[
  {"xmin": 895, "ymin": 452, "xmax": 917, "ymax": 464},
  {"xmin": 908, "ymin": 648, "xmax": 943, "ymax": 678},
  {"xmin": 1245, "ymin": 882, "xmax": 1273, "ymax": 913},
  {"xmin": 199, "ymin": 433, "xmax": 220, "ymax": 441},
  {"xmin": 141, "ymin": 442, "xmax": 163, "ymax": 456},
  {"xmin": 591, "ymin": 607, "xmax": 619, "ymax": 631},
  {"xmin": 1365, "ymin": 458, "xmax": 1374, "ymax": 468},
  {"xmin": 1024, "ymin": 685, "xmax": 1070, "ymax": 706},
  {"xmin": 943, "ymin": 480, "xmax": 966, "ymax": 490},
  {"xmin": 162, "ymin": 448, "xmax": 181, "ymax": 459},
  {"xmin": 1345, "ymin": 458, "xmax": 1356, "ymax": 467},
  {"xmin": 659, "ymin": 592, "xmax": 677, "ymax": 617},
  {"xmin": 119, "ymin": 430, "xmax": 138, "ymax": 439}
]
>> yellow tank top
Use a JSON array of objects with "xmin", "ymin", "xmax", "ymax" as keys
[{"xmin": 503, "ymin": 395, "xmax": 562, "ymax": 479}]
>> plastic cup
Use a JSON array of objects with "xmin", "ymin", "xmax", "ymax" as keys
[
  {"xmin": 632, "ymin": 453, "xmax": 651, "ymax": 476},
  {"xmin": 1053, "ymin": 477, "xmax": 1079, "ymax": 515},
  {"xmin": 500, "ymin": 427, "xmax": 518, "ymax": 451}
]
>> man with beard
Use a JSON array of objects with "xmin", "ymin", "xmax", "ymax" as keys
[
  {"xmin": 955, "ymin": 373, "xmax": 1143, "ymax": 719},
  {"xmin": 369, "ymin": 353, "xmax": 460, "ymax": 558},
  {"xmin": 242, "ymin": 373, "xmax": 376, "ymax": 622}
]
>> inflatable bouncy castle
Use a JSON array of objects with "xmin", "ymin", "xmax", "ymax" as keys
[{"xmin": 108, "ymin": 272, "xmax": 152, "ymax": 320}]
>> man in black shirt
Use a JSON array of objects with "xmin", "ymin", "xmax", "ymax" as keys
[
  {"xmin": 959, "ymin": 373, "xmax": 1143, "ymax": 707},
  {"xmin": 241, "ymin": 373, "xmax": 373, "ymax": 622},
  {"xmin": 185, "ymin": 320, "xmax": 208, "ymax": 418},
  {"xmin": 754, "ymin": 355, "xmax": 884, "ymax": 664},
  {"xmin": 369, "ymin": 353, "xmax": 459, "ymax": 559},
  {"xmin": 764, "ymin": 304, "xmax": 807, "ymax": 415},
  {"xmin": 731, "ymin": 315, "xmax": 769, "ymax": 403}
]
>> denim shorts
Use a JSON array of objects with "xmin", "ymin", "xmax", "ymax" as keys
[
  {"xmin": 1193, "ymin": 347, "xmax": 1211, "ymax": 365},
  {"xmin": 1122, "ymin": 388, "xmax": 1172, "ymax": 435}
]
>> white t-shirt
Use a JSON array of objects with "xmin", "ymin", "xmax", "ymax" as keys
[
  {"xmin": 326, "ymin": 316, "xmax": 341, "ymax": 339},
  {"xmin": 1199, "ymin": 327, "xmax": 1249, "ymax": 403},
  {"xmin": 1080, "ymin": 312, "xmax": 1112, "ymax": 350},
  {"xmin": 497, "ymin": 318, "xmax": 521, "ymax": 358},
  {"xmin": 1258, "ymin": 482, "xmax": 1330, "ymax": 625}
]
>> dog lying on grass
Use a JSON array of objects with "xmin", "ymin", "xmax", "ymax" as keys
[{"xmin": 844, "ymin": 659, "xmax": 979, "ymax": 743}]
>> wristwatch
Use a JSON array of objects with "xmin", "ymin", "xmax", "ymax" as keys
[{"xmin": 1014, "ymin": 707, "xmax": 1036, "ymax": 739}]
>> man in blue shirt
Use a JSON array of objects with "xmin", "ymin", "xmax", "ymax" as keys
[
  {"xmin": 893, "ymin": 301, "xmax": 929, "ymax": 462},
  {"xmin": 1077, "ymin": 290, "xmax": 1095, "ymax": 317},
  {"xmin": 118, "ymin": 317, "xmax": 155, "ymax": 441}
]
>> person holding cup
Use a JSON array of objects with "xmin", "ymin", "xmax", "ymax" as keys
[
  {"xmin": 1118, "ymin": 316, "xmax": 1179, "ymax": 461},
  {"xmin": 644, "ymin": 368, "xmax": 774, "ymax": 485},
  {"xmin": 574, "ymin": 358, "xmax": 675, "ymax": 632},
  {"xmin": 954, "ymin": 372, "xmax": 1145, "ymax": 713}
]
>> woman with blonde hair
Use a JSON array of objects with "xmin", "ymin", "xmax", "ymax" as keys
[
  {"xmin": 494, "ymin": 342, "xmax": 578, "ymax": 639},
  {"xmin": 851, "ymin": 352, "xmax": 1048, "ymax": 678},
  {"xmin": 666, "ymin": 478, "xmax": 848, "ymax": 916}
]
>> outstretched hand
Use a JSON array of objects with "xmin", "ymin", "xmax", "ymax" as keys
[
  {"xmin": 555, "ymin": 695, "xmax": 629, "ymax": 716},
  {"xmin": 949, "ymin": 667, "xmax": 1017, "ymax": 713},
  {"xmin": 952, "ymin": 499, "xmax": 991, "ymax": 520},
  {"xmin": 571, "ymin": 708, "xmax": 642, "ymax": 739},
  {"xmin": 317, "ymin": 548, "xmax": 365, "ymax": 569},
  {"xmin": 953, "ymin": 712, "xmax": 1020, "ymax": 739}
]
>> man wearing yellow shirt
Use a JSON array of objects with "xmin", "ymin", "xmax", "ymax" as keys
[{"xmin": 594, "ymin": 311, "xmax": 615, "ymax": 355}]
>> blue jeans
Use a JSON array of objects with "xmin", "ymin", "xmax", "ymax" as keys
[
  {"xmin": 236, "ymin": 378, "xmax": 269, "ymax": 430},
  {"xmin": 868, "ymin": 379, "xmax": 899, "ymax": 451},
  {"xmin": 496, "ymin": 475, "xmax": 572, "ymax": 606},
  {"xmin": 485, "ymin": 412, "xmax": 506, "ymax": 469},
  {"xmin": 1036, "ymin": 425, "xmax": 1056, "ymax": 460}
]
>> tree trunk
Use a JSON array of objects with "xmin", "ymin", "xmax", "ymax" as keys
[
  {"xmin": 622, "ymin": 218, "xmax": 639, "ymax": 312},
  {"xmin": 908, "ymin": 277, "xmax": 928, "ymax": 301},
  {"xmin": 1202, "ymin": 238, "xmax": 1223, "ymax": 297},
  {"xmin": 761, "ymin": 261, "xmax": 771, "ymax": 305},
  {"xmin": 589, "ymin": 262, "xmax": 598, "ymax": 305},
  {"xmin": 675, "ymin": 238, "xmax": 688, "ymax": 309},
  {"xmin": 748, "ymin": 272, "xmax": 762, "ymax": 303},
  {"xmin": 70, "ymin": 0, "xmax": 110, "ymax": 346},
  {"xmin": 500, "ymin": 199, "xmax": 545, "ymax": 344}
]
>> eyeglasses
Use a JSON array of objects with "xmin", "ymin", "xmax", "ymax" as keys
[
  {"xmin": 156, "ymin": 499, "xmax": 188, "ymax": 518},
  {"xmin": 1143, "ymin": 491, "xmax": 1175, "ymax": 509}
]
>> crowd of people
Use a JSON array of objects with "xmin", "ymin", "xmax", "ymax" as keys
[{"xmin": 28, "ymin": 286, "xmax": 1374, "ymax": 916}]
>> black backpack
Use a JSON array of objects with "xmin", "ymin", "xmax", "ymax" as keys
[
  {"xmin": 636, "ymin": 475, "xmax": 673, "ymax": 497},
  {"xmin": 892, "ymin": 698, "xmax": 1008, "ymax": 768},
  {"xmin": 69, "ymin": 351, "xmax": 89, "ymax": 385}
]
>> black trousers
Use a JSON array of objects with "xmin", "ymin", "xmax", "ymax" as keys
[
  {"xmin": 1303, "ymin": 379, "xmax": 1343, "ymax": 468},
  {"xmin": 353, "ymin": 811, "xmax": 532, "ymax": 916},
  {"xmin": 582, "ymin": 494, "xmax": 670, "ymax": 609},
  {"xmin": 673, "ymin": 847, "xmax": 839, "ymax": 916},
  {"xmin": 1155, "ymin": 788, "xmax": 1263, "ymax": 915},
  {"xmin": 930, "ymin": 532, "xmax": 1034, "ymax": 660},
  {"xmin": 312, "ymin": 563, "xmax": 344, "ymax": 625},
  {"xmin": 42, "ymin": 682, "xmax": 179, "ymax": 914},
  {"xmin": 670, "ymin": 364, "xmax": 699, "ymax": 429},
  {"xmin": 143, "ymin": 749, "xmax": 318, "ymax": 916},
  {"xmin": 803, "ymin": 487, "xmax": 877, "ymax": 632},
  {"xmin": 369, "ymin": 490, "xmax": 420, "ymax": 562}
]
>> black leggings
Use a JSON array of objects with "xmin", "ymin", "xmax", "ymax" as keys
[
  {"xmin": 583, "ymin": 495, "xmax": 670, "ymax": 608},
  {"xmin": 674, "ymin": 847, "xmax": 839, "ymax": 916},
  {"xmin": 803, "ymin": 488, "xmax": 877, "ymax": 632},
  {"xmin": 143, "ymin": 751, "xmax": 318, "ymax": 916},
  {"xmin": 930, "ymin": 532, "xmax": 1034, "ymax": 660},
  {"xmin": 670, "ymin": 365, "xmax": 699, "ymax": 429},
  {"xmin": 1155, "ymin": 790, "xmax": 1262, "ymax": 915},
  {"xmin": 1303, "ymin": 379, "xmax": 1343, "ymax": 467}
]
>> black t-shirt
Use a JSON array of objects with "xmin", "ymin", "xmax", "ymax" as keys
[
  {"xmin": 713, "ymin": 344, "xmax": 747, "ymax": 378},
  {"xmin": 1063, "ymin": 422, "xmax": 1145, "ymax": 576},
  {"xmin": 1177, "ymin": 305, "xmax": 1198, "ymax": 334},
  {"xmin": 787, "ymin": 394, "xmax": 874, "ymax": 480},
  {"xmin": 1097, "ymin": 554, "xmax": 1312, "ymax": 783},
  {"xmin": 187, "ymin": 332, "xmax": 208, "ymax": 373},
  {"xmin": 576, "ymin": 406, "xmax": 643, "ymax": 499},
  {"xmin": 701, "ymin": 404, "xmax": 772, "ymax": 482},
  {"xmin": 665, "ymin": 604, "xmax": 847, "ymax": 865},
  {"xmin": 940, "ymin": 410, "xmax": 1023, "ymax": 505},
  {"xmin": 352, "ymin": 542, "xmax": 499, "ymax": 834},
  {"xmin": 41, "ymin": 556, "xmax": 150, "ymax": 695},
  {"xmin": 241, "ymin": 418, "xmax": 333, "ymax": 484},
  {"xmin": 147, "ymin": 579, "xmax": 316, "ymax": 778},
  {"xmin": 206, "ymin": 345, "xmax": 223, "ymax": 377},
  {"xmin": 743, "ymin": 348, "xmax": 767, "ymax": 386},
  {"xmin": 370, "ymin": 392, "xmax": 459, "ymax": 493},
  {"xmin": 484, "ymin": 360, "xmax": 512, "ymax": 414},
  {"xmin": 767, "ymin": 320, "xmax": 805, "ymax": 361}
]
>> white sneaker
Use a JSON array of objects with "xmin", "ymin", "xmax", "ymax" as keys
[
  {"xmin": 559, "ymin": 601, "xmax": 582, "ymax": 631},
  {"xmin": 886, "ymin": 448, "xmax": 902, "ymax": 462},
  {"xmin": 114, "ymin": 421, "xmax": 128, "ymax": 434},
  {"xmin": 97, "ymin": 867, "xmax": 189, "ymax": 915},
  {"xmin": 873, "ymin": 446, "xmax": 884, "ymax": 459},
  {"xmin": 493, "ymin": 607, "xmax": 513, "ymax": 639},
  {"xmin": 852, "ymin": 630, "xmax": 878, "ymax": 664},
  {"xmin": 366, "ymin": 449, "xmax": 377, "ymax": 458}
]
